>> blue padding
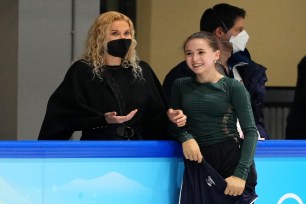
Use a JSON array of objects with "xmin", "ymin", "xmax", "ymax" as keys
[
  {"xmin": 0, "ymin": 140, "xmax": 306, "ymax": 158},
  {"xmin": 255, "ymin": 140, "xmax": 306, "ymax": 157},
  {"xmin": 0, "ymin": 140, "xmax": 183, "ymax": 158}
]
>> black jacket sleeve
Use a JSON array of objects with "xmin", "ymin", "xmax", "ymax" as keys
[
  {"xmin": 162, "ymin": 61, "xmax": 195, "ymax": 103},
  {"xmin": 38, "ymin": 61, "xmax": 106, "ymax": 140},
  {"xmin": 139, "ymin": 61, "xmax": 171, "ymax": 140}
]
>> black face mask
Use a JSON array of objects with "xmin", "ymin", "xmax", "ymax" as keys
[{"xmin": 107, "ymin": 39, "xmax": 132, "ymax": 58}]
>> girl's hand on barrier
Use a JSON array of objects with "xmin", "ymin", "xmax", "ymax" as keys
[{"xmin": 182, "ymin": 139, "xmax": 203, "ymax": 163}]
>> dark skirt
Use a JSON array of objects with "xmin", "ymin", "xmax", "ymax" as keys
[{"xmin": 179, "ymin": 140, "xmax": 258, "ymax": 204}]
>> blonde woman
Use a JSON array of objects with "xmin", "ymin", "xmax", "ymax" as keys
[{"xmin": 39, "ymin": 11, "xmax": 185, "ymax": 140}]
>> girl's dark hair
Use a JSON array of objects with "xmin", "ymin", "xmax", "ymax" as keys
[{"xmin": 184, "ymin": 31, "xmax": 219, "ymax": 51}]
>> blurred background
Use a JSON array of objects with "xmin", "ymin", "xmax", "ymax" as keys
[{"xmin": 0, "ymin": 0, "xmax": 305, "ymax": 140}]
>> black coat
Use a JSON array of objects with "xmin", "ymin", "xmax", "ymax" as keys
[
  {"xmin": 39, "ymin": 60, "xmax": 169, "ymax": 140},
  {"xmin": 286, "ymin": 56, "xmax": 306, "ymax": 139}
]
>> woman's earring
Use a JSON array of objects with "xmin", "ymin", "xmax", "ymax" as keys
[{"xmin": 122, "ymin": 58, "xmax": 130, "ymax": 68}]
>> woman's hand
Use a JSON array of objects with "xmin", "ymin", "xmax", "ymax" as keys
[
  {"xmin": 104, "ymin": 109, "xmax": 138, "ymax": 124},
  {"xmin": 182, "ymin": 139, "xmax": 203, "ymax": 163},
  {"xmin": 167, "ymin": 108, "xmax": 187, "ymax": 127},
  {"xmin": 224, "ymin": 176, "xmax": 246, "ymax": 196}
]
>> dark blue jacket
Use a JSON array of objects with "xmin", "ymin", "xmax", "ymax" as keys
[{"xmin": 180, "ymin": 160, "xmax": 258, "ymax": 204}]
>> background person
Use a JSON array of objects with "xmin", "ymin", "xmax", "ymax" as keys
[{"xmin": 286, "ymin": 55, "xmax": 306, "ymax": 139}]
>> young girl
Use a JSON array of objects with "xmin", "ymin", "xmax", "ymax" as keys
[{"xmin": 169, "ymin": 31, "xmax": 258, "ymax": 203}]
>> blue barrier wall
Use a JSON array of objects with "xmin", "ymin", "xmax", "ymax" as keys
[{"xmin": 0, "ymin": 140, "xmax": 305, "ymax": 204}]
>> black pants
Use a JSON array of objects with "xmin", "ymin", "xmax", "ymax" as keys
[{"xmin": 180, "ymin": 140, "xmax": 258, "ymax": 204}]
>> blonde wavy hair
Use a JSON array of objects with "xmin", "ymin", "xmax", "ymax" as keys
[{"xmin": 82, "ymin": 11, "xmax": 142, "ymax": 79}]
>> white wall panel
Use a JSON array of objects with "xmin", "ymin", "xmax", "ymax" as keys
[{"xmin": 18, "ymin": 0, "xmax": 99, "ymax": 140}]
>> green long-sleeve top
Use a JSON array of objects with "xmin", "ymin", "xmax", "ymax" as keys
[{"xmin": 170, "ymin": 76, "xmax": 258, "ymax": 180}]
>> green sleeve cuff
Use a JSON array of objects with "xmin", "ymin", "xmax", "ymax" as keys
[
  {"xmin": 233, "ymin": 169, "xmax": 248, "ymax": 180},
  {"xmin": 178, "ymin": 131, "xmax": 194, "ymax": 143}
]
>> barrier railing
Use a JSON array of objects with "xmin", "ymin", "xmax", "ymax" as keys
[{"xmin": 0, "ymin": 140, "xmax": 305, "ymax": 204}]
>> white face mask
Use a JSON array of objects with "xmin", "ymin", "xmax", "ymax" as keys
[{"xmin": 229, "ymin": 30, "xmax": 249, "ymax": 53}]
